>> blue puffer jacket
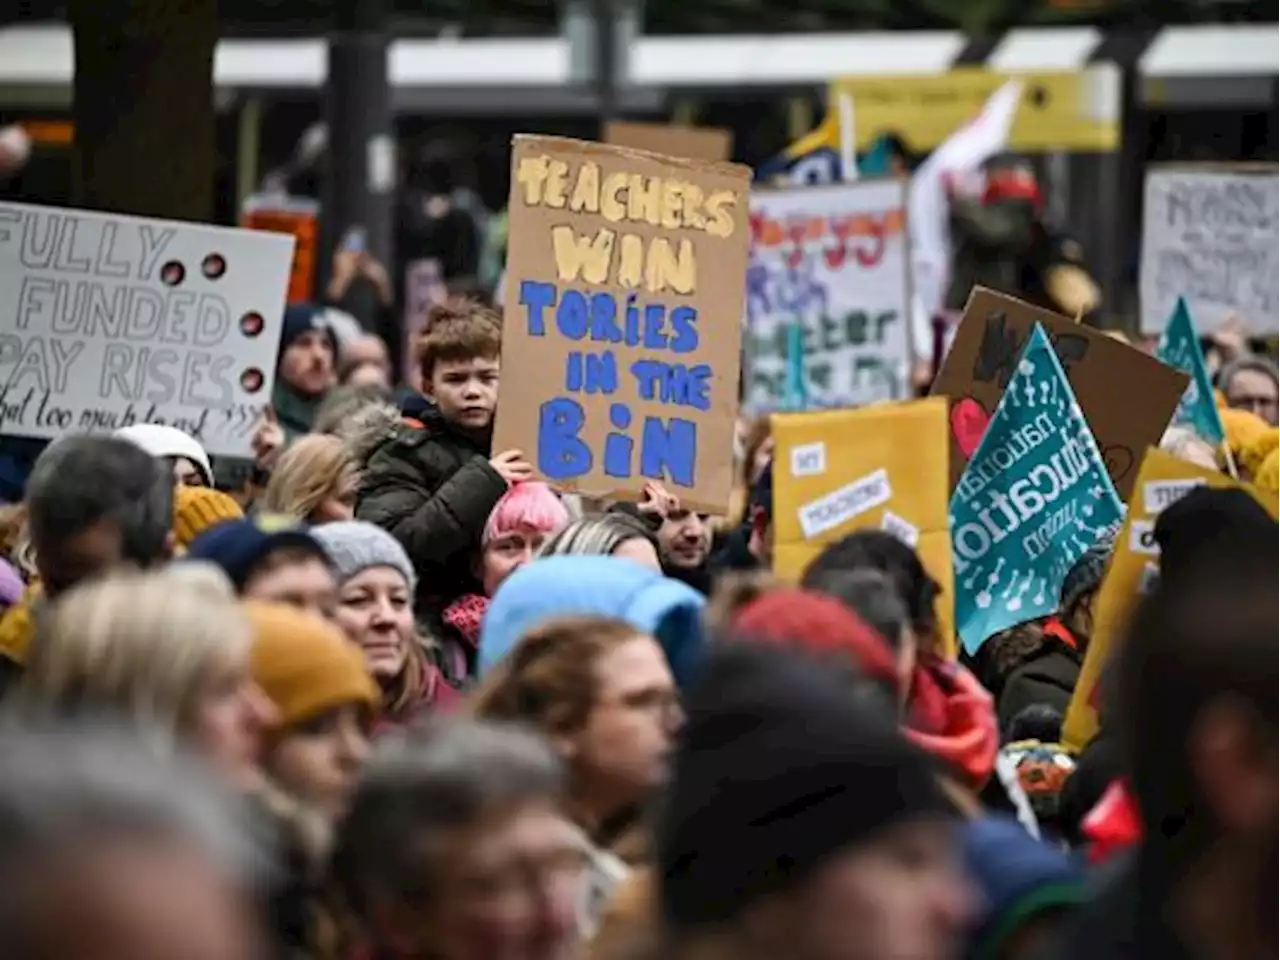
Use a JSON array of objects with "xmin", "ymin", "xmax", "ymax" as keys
[{"xmin": 478, "ymin": 555, "xmax": 707, "ymax": 687}]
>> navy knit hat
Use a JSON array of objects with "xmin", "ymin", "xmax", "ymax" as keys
[
  {"xmin": 658, "ymin": 642, "xmax": 948, "ymax": 930},
  {"xmin": 962, "ymin": 815, "xmax": 1084, "ymax": 960},
  {"xmin": 280, "ymin": 304, "xmax": 338, "ymax": 357},
  {"xmin": 186, "ymin": 515, "xmax": 329, "ymax": 593}
]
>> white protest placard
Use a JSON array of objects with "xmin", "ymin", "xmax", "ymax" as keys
[
  {"xmin": 1139, "ymin": 167, "xmax": 1278, "ymax": 336},
  {"xmin": 743, "ymin": 179, "xmax": 912, "ymax": 412},
  {"xmin": 0, "ymin": 202, "xmax": 294, "ymax": 458}
]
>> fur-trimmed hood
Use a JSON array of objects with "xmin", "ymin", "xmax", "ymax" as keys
[{"xmin": 338, "ymin": 401, "xmax": 406, "ymax": 469}]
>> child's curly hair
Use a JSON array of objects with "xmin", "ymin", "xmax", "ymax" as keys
[{"xmin": 415, "ymin": 297, "xmax": 502, "ymax": 381}]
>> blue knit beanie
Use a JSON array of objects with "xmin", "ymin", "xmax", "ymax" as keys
[
  {"xmin": 962, "ymin": 815, "xmax": 1085, "ymax": 960},
  {"xmin": 280, "ymin": 304, "xmax": 337, "ymax": 357}
]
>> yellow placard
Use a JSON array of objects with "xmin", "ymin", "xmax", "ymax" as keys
[
  {"xmin": 1061, "ymin": 448, "xmax": 1276, "ymax": 750},
  {"xmin": 771, "ymin": 397, "xmax": 956, "ymax": 657},
  {"xmin": 830, "ymin": 67, "xmax": 1120, "ymax": 154}
]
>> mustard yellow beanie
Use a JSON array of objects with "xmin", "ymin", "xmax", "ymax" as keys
[
  {"xmin": 1240, "ymin": 427, "xmax": 1280, "ymax": 480},
  {"xmin": 247, "ymin": 602, "xmax": 378, "ymax": 730},
  {"xmin": 0, "ymin": 582, "xmax": 41, "ymax": 667},
  {"xmin": 173, "ymin": 486, "xmax": 245, "ymax": 549},
  {"xmin": 1253, "ymin": 447, "xmax": 1280, "ymax": 510}
]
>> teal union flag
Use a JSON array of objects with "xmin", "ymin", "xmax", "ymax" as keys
[
  {"xmin": 1156, "ymin": 296, "xmax": 1226, "ymax": 447},
  {"xmin": 949, "ymin": 324, "xmax": 1124, "ymax": 655}
]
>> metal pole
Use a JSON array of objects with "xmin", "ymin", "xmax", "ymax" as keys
[
  {"xmin": 234, "ymin": 96, "xmax": 262, "ymax": 213},
  {"xmin": 592, "ymin": 0, "xmax": 619, "ymax": 133},
  {"xmin": 322, "ymin": 0, "xmax": 394, "ymax": 316}
]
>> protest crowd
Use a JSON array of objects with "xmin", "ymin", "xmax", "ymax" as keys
[{"xmin": 0, "ymin": 93, "xmax": 1277, "ymax": 960}]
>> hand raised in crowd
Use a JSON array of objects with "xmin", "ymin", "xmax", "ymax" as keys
[
  {"xmin": 1208, "ymin": 314, "xmax": 1248, "ymax": 362},
  {"xmin": 489, "ymin": 449, "xmax": 534, "ymax": 486},
  {"xmin": 360, "ymin": 254, "xmax": 395, "ymax": 306},
  {"xmin": 250, "ymin": 407, "xmax": 285, "ymax": 471},
  {"xmin": 331, "ymin": 248, "xmax": 362, "ymax": 287},
  {"xmin": 637, "ymin": 480, "xmax": 679, "ymax": 520}
]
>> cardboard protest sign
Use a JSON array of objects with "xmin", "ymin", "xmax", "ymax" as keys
[
  {"xmin": 241, "ymin": 194, "xmax": 318, "ymax": 306},
  {"xmin": 771, "ymin": 397, "xmax": 956, "ymax": 656},
  {"xmin": 1156, "ymin": 296, "xmax": 1225, "ymax": 446},
  {"xmin": 494, "ymin": 135, "xmax": 751, "ymax": 514},
  {"xmin": 949, "ymin": 325, "xmax": 1124, "ymax": 655},
  {"xmin": 744, "ymin": 180, "xmax": 912, "ymax": 412},
  {"xmin": 0, "ymin": 201, "xmax": 293, "ymax": 458},
  {"xmin": 1140, "ymin": 166, "xmax": 1278, "ymax": 337},
  {"xmin": 931, "ymin": 287, "xmax": 1188, "ymax": 500},
  {"xmin": 1061, "ymin": 448, "xmax": 1276, "ymax": 751},
  {"xmin": 605, "ymin": 122, "xmax": 732, "ymax": 162}
]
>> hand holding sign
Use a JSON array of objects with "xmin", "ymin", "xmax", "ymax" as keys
[
  {"xmin": 250, "ymin": 407, "xmax": 285, "ymax": 471},
  {"xmin": 489, "ymin": 449, "xmax": 534, "ymax": 486}
]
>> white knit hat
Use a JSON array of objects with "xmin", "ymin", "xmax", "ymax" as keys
[{"xmin": 114, "ymin": 424, "xmax": 213, "ymax": 486}]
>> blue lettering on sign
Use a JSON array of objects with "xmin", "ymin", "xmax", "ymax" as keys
[
  {"xmin": 564, "ymin": 351, "xmax": 619, "ymax": 395},
  {"xmin": 522, "ymin": 282, "xmax": 706, "ymax": 489},
  {"xmin": 604, "ymin": 402, "xmax": 633, "ymax": 478},
  {"xmin": 538, "ymin": 397, "xmax": 591, "ymax": 479}
]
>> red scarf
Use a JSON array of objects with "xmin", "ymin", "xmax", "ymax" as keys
[
  {"xmin": 905, "ymin": 657, "xmax": 999, "ymax": 792},
  {"xmin": 443, "ymin": 593, "xmax": 488, "ymax": 650}
]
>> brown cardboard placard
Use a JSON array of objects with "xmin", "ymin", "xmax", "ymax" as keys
[
  {"xmin": 493, "ymin": 134, "xmax": 752, "ymax": 514},
  {"xmin": 604, "ymin": 121, "xmax": 733, "ymax": 162},
  {"xmin": 930, "ymin": 287, "xmax": 1189, "ymax": 500}
]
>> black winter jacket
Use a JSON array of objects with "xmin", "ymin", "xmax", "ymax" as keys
[{"xmin": 351, "ymin": 402, "xmax": 507, "ymax": 617}]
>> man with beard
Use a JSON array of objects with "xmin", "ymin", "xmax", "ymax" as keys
[
  {"xmin": 611, "ymin": 483, "xmax": 715, "ymax": 595},
  {"xmin": 268, "ymin": 304, "xmax": 338, "ymax": 445},
  {"xmin": 1055, "ymin": 489, "xmax": 1277, "ymax": 959}
]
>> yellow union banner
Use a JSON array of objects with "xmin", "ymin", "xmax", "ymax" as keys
[
  {"xmin": 829, "ymin": 66, "xmax": 1120, "ymax": 154},
  {"xmin": 1062, "ymin": 448, "xmax": 1277, "ymax": 751},
  {"xmin": 771, "ymin": 397, "xmax": 956, "ymax": 657}
]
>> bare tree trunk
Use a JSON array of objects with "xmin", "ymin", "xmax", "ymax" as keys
[{"xmin": 70, "ymin": 0, "xmax": 218, "ymax": 221}]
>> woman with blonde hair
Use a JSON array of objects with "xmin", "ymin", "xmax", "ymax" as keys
[
  {"xmin": 21, "ymin": 567, "xmax": 277, "ymax": 791},
  {"xmin": 471, "ymin": 616, "xmax": 683, "ymax": 933},
  {"xmin": 260, "ymin": 433, "xmax": 360, "ymax": 525}
]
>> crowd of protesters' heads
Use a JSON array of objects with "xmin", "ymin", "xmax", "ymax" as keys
[{"xmin": 0, "ymin": 292, "xmax": 1273, "ymax": 960}]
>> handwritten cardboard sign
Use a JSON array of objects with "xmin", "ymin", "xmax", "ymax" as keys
[
  {"xmin": 1061, "ymin": 448, "xmax": 1276, "ymax": 751},
  {"xmin": 604, "ymin": 122, "xmax": 732, "ymax": 162},
  {"xmin": 931, "ymin": 287, "xmax": 1188, "ymax": 500},
  {"xmin": 1140, "ymin": 166, "xmax": 1278, "ymax": 337},
  {"xmin": 744, "ymin": 179, "xmax": 912, "ymax": 412},
  {"xmin": 771, "ymin": 397, "xmax": 956, "ymax": 657},
  {"xmin": 493, "ymin": 135, "xmax": 751, "ymax": 513},
  {"xmin": 0, "ymin": 201, "xmax": 294, "ymax": 458}
]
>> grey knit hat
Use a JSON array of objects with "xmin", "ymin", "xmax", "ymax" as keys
[{"xmin": 311, "ymin": 521, "xmax": 417, "ymax": 592}]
